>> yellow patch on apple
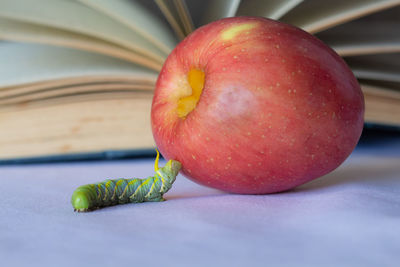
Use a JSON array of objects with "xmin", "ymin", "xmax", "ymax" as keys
[
  {"xmin": 221, "ymin": 22, "xmax": 257, "ymax": 41},
  {"xmin": 177, "ymin": 69, "xmax": 205, "ymax": 118}
]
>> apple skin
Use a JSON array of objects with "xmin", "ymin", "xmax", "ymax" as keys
[{"xmin": 151, "ymin": 16, "xmax": 364, "ymax": 194}]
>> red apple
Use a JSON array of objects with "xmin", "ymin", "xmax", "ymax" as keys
[{"xmin": 151, "ymin": 16, "xmax": 364, "ymax": 194}]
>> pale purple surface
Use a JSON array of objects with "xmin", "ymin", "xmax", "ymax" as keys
[{"xmin": 1, "ymin": 145, "xmax": 400, "ymax": 267}]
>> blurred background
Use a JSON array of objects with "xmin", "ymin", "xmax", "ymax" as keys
[{"xmin": 0, "ymin": 0, "xmax": 399, "ymax": 164}]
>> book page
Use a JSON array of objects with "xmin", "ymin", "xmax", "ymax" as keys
[
  {"xmin": 363, "ymin": 83, "xmax": 400, "ymax": 100},
  {"xmin": 316, "ymin": 6, "xmax": 400, "ymax": 56},
  {"xmin": 0, "ymin": 18, "xmax": 162, "ymax": 71},
  {"xmin": 279, "ymin": 0, "xmax": 400, "ymax": 34},
  {"xmin": 196, "ymin": 0, "xmax": 241, "ymax": 26},
  {"xmin": 0, "ymin": 0, "xmax": 166, "ymax": 64},
  {"xmin": 354, "ymin": 70, "xmax": 400, "ymax": 84},
  {"xmin": 237, "ymin": 0, "xmax": 303, "ymax": 20},
  {"xmin": 77, "ymin": 0, "xmax": 177, "ymax": 55},
  {"xmin": 0, "ymin": 77, "xmax": 155, "ymax": 101},
  {"xmin": 184, "ymin": 0, "xmax": 208, "ymax": 28},
  {"xmin": 362, "ymin": 84, "xmax": 400, "ymax": 99},
  {"xmin": 0, "ymin": 42, "xmax": 158, "ymax": 88},
  {"xmin": 361, "ymin": 84, "xmax": 400, "ymax": 126},
  {"xmin": 173, "ymin": 0, "xmax": 195, "ymax": 35},
  {"xmin": 0, "ymin": 83, "xmax": 155, "ymax": 106},
  {"xmin": 0, "ymin": 77, "xmax": 155, "ymax": 96},
  {"xmin": 346, "ymin": 54, "xmax": 400, "ymax": 84},
  {"xmin": 0, "ymin": 94, "xmax": 156, "ymax": 159},
  {"xmin": 155, "ymin": 0, "xmax": 186, "ymax": 40},
  {"xmin": 332, "ymin": 43, "xmax": 400, "ymax": 57}
]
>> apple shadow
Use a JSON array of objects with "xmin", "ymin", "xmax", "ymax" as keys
[
  {"xmin": 166, "ymin": 188, "xmax": 225, "ymax": 201},
  {"xmin": 293, "ymin": 158, "xmax": 400, "ymax": 193},
  {"xmin": 166, "ymin": 157, "xmax": 400, "ymax": 200}
]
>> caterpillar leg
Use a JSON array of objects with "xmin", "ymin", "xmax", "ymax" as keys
[
  {"xmin": 74, "ymin": 207, "xmax": 99, "ymax": 212},
  {"xmin": 146, "ymin": 196, "xmax": 166, "ymax": 202}
]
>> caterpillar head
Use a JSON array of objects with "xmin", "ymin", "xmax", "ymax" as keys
[{"xmin": 71, "ymin": 187, "xmax": 96, "ymax": 212}]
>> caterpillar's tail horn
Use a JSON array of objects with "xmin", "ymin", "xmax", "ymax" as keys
[
  {"xmin": 154, "ymin": 148, "xmax": 160, "ymax": 172},
  {"xmin": 154, "ymin": 148, "xmax": 182, "ymax": 175}
]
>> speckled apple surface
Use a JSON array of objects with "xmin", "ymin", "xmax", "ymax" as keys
[{"xmin": 151, "ymin": 17, "xmax": 364, "ymax": 194}]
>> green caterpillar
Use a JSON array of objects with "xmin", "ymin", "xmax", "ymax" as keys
[{"xmin": 71, "ymin": 150, "xmax": 181, "ymax": 212}]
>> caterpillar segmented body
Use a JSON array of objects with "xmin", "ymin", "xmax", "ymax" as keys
[{"xmin": 71, "ymin": 150, "xmax": 181, "ymax": 212}]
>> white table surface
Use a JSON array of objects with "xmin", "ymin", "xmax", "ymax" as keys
[{"xmin": 1, "ymin": 137, "xmax": 400, "ymax": 267}]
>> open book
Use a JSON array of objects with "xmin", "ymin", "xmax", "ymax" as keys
[{"xmin": 1, "ymin": 0, "xmax": 399, "ymax": 162}]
